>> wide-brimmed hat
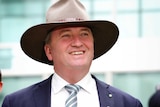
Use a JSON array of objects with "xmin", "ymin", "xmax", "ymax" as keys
[{"xmin": 20, "ymin": 0, "xmax": 119, "ymax": 65}]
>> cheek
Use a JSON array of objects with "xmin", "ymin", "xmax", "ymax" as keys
[
  {"xmin": 87, "ymin": 39, "xmax": 94, "ymax": 50},
  {"xmin": 50, "ymin": 44, "xmax": 66, "ymax": 58},
  {"xmin": 88, "ymin": 40, "xmax": 94, "ymax": 56}
]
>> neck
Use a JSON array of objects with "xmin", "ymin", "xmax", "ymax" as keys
[{"xmin": 54, "ymin": 66, "xmax": 90, "ymax": 84}]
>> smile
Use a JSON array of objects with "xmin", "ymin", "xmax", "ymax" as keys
[{"xmin": 70, "ymin": 51, "xmax": 85, "ymax": 55}]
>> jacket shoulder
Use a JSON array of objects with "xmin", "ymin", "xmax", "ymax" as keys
[
  {"xmin": 2, "ymin": 74, "xmax": 52, "ymax": 107},
  {"xmin": 8, "ymin": 74, "xmax": 51, "ymax": 96},
  {"xmin": 93, "ymin": 75, "xmax": 143, "ymax": 107}
]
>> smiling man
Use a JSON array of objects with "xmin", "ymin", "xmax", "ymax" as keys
[
  {"xmin": 2, "ymin": 0, "xmax": 143, "ymax": 107},
  {"xmin": 44, "ymin": 27, "xmax": 94, "ymax": 83}
]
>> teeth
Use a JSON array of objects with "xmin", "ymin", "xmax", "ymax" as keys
[{"xmin": 71, "ymin": 51, "xmax": 84, "ymax": 55}]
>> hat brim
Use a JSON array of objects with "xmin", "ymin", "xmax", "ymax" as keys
[{"xmin": 20, "ymin": 20, "xmax": 119, "ymax": 65}]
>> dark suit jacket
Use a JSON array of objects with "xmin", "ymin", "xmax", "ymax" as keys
[{"xmin": 2, "ymin": 74, "xmax": 143, "ymax": 107}]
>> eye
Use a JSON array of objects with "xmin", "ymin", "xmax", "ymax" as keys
[
  {"xmin": 81, "ymin": 31, "xmax": 89, "ymax": 37},
  {"xmin": 60, "ymin": 32, "xmax": 71, "ymax": 38}
]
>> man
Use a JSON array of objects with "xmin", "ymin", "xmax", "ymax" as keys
[{"xmin": 2, "ymin": 0, "xmax": 143, "ymax": 107}]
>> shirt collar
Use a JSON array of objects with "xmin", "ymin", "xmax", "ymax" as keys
[
  {"xmin": 51, "ymin": 72, "xmax": 96, "ymax": 94},
  {"xmin": 52, "ymin": 73, "xmax": 68, "ymax": 94},
  {"xmin": 76, "ymin": 73, "xmax": 96, "ymax": 94}
]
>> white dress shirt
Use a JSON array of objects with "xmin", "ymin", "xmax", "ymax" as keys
[{"xmin": 51, "ymin": 72, "xmax": 100, "ymax": 107}]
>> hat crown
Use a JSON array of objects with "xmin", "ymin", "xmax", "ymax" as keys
[{"xmin": 46, "ymin": 0, "xmax": 89, "ymax": 23}]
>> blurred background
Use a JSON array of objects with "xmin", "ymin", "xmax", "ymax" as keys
[{"xmin": 0, "ymin": 0, "xmax": 160, "ymax": 107}]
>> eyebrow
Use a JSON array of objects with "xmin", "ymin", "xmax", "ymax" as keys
[
  {"xmin": 80, "ymin": 28, "xmax": 92, "ymax": 33},
  {"xmin": 59, "ymin": 29, "xmax": 71, "ymax": 34}
]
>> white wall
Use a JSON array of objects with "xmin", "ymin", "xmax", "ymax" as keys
[{"xmin": 91, "ymin": 37, "xmax": 160, "ymax": 72}]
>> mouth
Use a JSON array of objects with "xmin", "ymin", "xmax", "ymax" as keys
[{"xmin": 69, "ymin": 51, "xmax": 85, "ymax": 55}]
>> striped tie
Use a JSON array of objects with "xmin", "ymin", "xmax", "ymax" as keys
[{"xmin": 65, "ymin": 84, "xmax": 81, "ymax": 107}]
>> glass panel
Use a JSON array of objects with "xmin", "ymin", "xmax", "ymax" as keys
[
  {"xmin": 116, "ymin": 0, "xmax": 139, "ymax": 11},
  {"xmin": 93, "ymin": 73, "xmax": 105, "ymax": 81},
  {"xmin": 0, "ymin": 76, "xmax": 42, "ymax": 105},
  {"xmin": 142, "ymin": 0, "xmax": 160, "ymax": 10},
  {"xmin": 92, "ymin": 12, "xmax": 113, "ymax": 20},
  {"xmin": 0, "ymin": 17, "xmax": 43, "ymax": 42},
  {"xmin": 113, "ymin": 72, "xmax": 160, "ymax": 107},
  {"xmin": 0, "ymin": 3, "xmax": 6, "ymax": 16},
  {"xmin": 24, "ymin": 1, "xmax": 46, "ymax": 16},
  {"xmin": 142, "ymin": 12, "xmax": 160, "ymax": 37},
  {"xmin": 0, "ymin": 49, "xmax": 12, "ymax": 69},
  {"xmin": 2, "ymin": 2, "xmax": 24, "ymax": 16},
  {"xmin": 0, "ymin": 0, "xmax": 48, "ymax": 16},
  {"xmin": 116, "ymin": 13, "xmax": 139, "ymax": 38},
  {"xmin": 94, "ymin": 0, "xmax": 114, "ymax": 12}
]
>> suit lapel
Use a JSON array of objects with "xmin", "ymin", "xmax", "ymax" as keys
[
  {"xmin": 33, "ymin": 75, "xmax": 53, "ymax": 107},
  {"xmin": 92, "ymin": 75, "xmax": 114, "ymax": 107},
  {"xmin": 32, "ymin": 74, "xmax": 114, "ymax": 107}
]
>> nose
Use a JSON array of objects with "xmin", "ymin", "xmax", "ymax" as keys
[{"xmin": 71, "ymin": 36, "xmax": 83, "ymax": 47}]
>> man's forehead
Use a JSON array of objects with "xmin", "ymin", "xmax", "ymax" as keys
[
  {"xmin": 52, "ymin": 25, "xmax": 91, "ymax": 32},
  {"xmin": 48, "ymin": 26, "xmax": 93, "ymax": 39}
]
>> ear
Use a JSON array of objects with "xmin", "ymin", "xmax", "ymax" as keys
[{"xmin": 44, "ymin": 44, "xmax": 53, "ymax": 61}]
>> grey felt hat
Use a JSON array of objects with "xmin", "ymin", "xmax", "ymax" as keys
[{"xmin": 20, "ymin": 0, "xmax": 119, "ymax": 65}]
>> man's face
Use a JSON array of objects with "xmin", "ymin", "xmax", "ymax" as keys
[{"xmin": 45, "ymin": 26, "xmax": 94, "ymax": 69}]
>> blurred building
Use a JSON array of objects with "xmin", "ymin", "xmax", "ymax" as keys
[{"xmin": 0, "ymin": 0, "xmax": 160, "ymax": 107}]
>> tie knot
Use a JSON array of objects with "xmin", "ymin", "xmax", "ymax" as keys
[{"xmin": 65, "ymin": 84, "xmax": 81, "ymax": 94}]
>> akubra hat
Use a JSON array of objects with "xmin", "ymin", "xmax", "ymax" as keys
[{"xmin": 20, "ymin": 0, "xmax": 119, "ymax": 65}]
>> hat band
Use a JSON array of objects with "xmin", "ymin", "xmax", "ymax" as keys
[{"xmin": 49, "ymin": 18, "xmax": 85, "ymax": 23}]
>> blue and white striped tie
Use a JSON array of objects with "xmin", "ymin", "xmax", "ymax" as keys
[{"xmin": 65, "ymin": 84, "xmax": 81, "ymax": 107}]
